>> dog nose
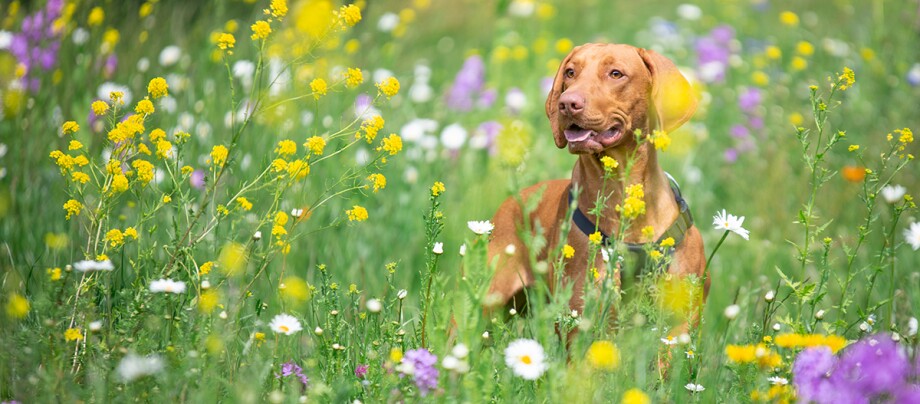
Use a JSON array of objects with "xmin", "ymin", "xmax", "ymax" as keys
[{"xmin": 558, "ymin": 92, "xmax": 585, "ymax": 115}]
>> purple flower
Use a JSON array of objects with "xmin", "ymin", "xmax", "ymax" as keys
[
  {"xmin": 190, "ymin": 170, "xmax": 206, "ymax": 190},
  {"xmin": 730, "ymin": 124, "xmax": 750, "ymax": 139},
  {"xmin": 476, "ymin": 121, "xmax": 503, "ymax": 155},
  {"xmin": 695, "ymin": 25, "xmax": 735, "ymax": 83},
  {"xmin": 832, "ymin": 335, "xmax": 909, "ymax": 397},
  {"xmin": 400, "ymin": 348, "xmax": 439, "ymax": 396},
  {"xmin": 445, "ymin": 55, "xmax": 485, "ymax": 111},
  {"xmin": 793, "ymin": 347, "xmax": 838, "ymax": 403},
  {"xmin": 738, "ymin": 87, "xmax": 762, "ymax": 113},
  {"xmin": 723, "ymin": 148, "xmax": 738, "ymax": 163},
  {"xmin": 275, "ymin": 360, "xmax": 309, "ymax": 388},
  {"xmin": 355, "ymin": 364, "xmax": 369, "ymax": 378}
]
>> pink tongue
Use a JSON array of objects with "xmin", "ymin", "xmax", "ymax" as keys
[{"xmin": 564, "ymin": 128, "xmax": 594, "ymax": 142}]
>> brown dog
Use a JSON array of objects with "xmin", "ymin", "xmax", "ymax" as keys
[{"xmin": 484, "ymin": 43, "xmax": 708, "ymax": 324}]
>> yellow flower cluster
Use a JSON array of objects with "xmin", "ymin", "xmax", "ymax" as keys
[
  {"xmin": 600, "ymin": 155, "xmax": 618, "ymax": 171},
  {"xmin": 648, "ymin": 130, "xmax": 671, "ymax": 151},
  {"xmin": 88, "ymin": 7, "xmax": 104, "ymax": 26},
  {"xmin": 340, "ymin": 4, "xmax": 362, "ymax": 27},
  {"xmin": 236, "ymin": 197, "xmax": 253, "ymax": 211},
  {"xmin": 62, "ymin": 121, "xmax": 79, "ymax": 134},
  {"xmin": 617, "ymin": 183, "xmax": 646, "ymax": 219},
  {"xmin": 376, "ymin": 77, "xmax": 400, "ymax": 98},
  {"xmin": 347, "ymin": 205, "xmax": 368, "ymax": 222},
  {"xmin": 92, "ymin": 100, "xmax": 109, "ymax": 115},
  {"xmin": 105, "ymin": 229, "xmax": 125, "ymax": 247},
  {"xmin": 109, "ymin": 174, "xmax": 129, "ymax": 195},
  {"xmin": 774, "ymin": 333, "xmax": 847, "ymax": 353},
  {"xmin": 621, "ymin": 389, "xmax": 650, "ymax": 404},
  {"xmin": 199, "ymin": 290, "xmax": 219, "ymax": 313},
  {"xmin": 896, "ymin": 127, "xmax": 913, "ymax": 146},
  {"xmin": 779, "ymin": 11, "xmax": 799, "ymax": 26},
  {"xmin": 660, "ymin": 237, "xmax": 675, "ymax": 248},
  {"xmin": 5, "ymin": 293, "xmax": 30, "ymax": 319},
  {"xmin": 562, "ymin": 244, "xmax": 575, "ymax": 258},
  {"xmin": 217, "ymin": 33, "xmax": 236, "ymax": 50},
  {"xmin": 251, "ymin": 20, "xmax": 271, "ymax": 40},
  {"xmin": 199, "ymin": 261, "xmax": 214, "ymax": 275},
  {"xmin": 132, "ymin": 159, "xmax": 154, "ymax": 185},
  {"xmin": 49, "ymin": 150, "xmax": 89, "ymax": 173},
  {"xmin": 345, "ymin": 67, "xmax": 364, "ymax": 88},
  {"xmin": 377, "ymin": 134, "xmax": 403, "ymax": 155},
  {"xmin": 286, "ymin": 159, "xmax": 309, "ymax": 179},
  {"xmin": 63, "ymin": 199, "xmax": 83, "ymax": 219},
  {"xmin": 589, "ymin": 231, "xmax": 602, "ymax": 245},
  {"xmin": 586, "ymin": 341, "xmax": 620, "ymax": 370},
  {"xmin": 360, "ymin": 116, "xmax": 384, "ymax": 142},
  {"xmin": 310, "ymin": 78, "xmax": 328, "ymax": 99},
  {"xmin": 107, "ymin": 115, "xmax": 145, "ymax": 144},
  {"xmin": 725, "ymin": 344, "xmax": 782, "ymax": 367},
  {"xmin": 304, "ymin": 136, "xmax": 326, "ymax": 155},
  {"xmin": 367, "ymin": 173, "xmax": 386, "ymax": 192},
  {"xmin": 430, "ymin": 181, "xmax": 446, "ymax": 197},
  {"xmin": 270, "ymin": 0, "xmax": 288, "ymax": 18},
  {"xmin": 68, "ymin": 140, "xmax": 83, "ymax": 151},
  {"xmin": 750, "ymin": 385, "xmax": 794, "ymax": 403},
  {"xmin": 837, "ymin": 67, "xmax": 855, "ymax": 91},
  {"xmin": 148, "ymin": 77, "xmax": 168, "ymax": 99},
  {"xmin": 47, "ymin": 267, "xmax": 62, "ymax": 281},
  {"xmin": 135, "ymin": 98, "xmax": 154, "ymax": 115},
  {"xmin": 64, "ymin": 328, "xmax": 83, "ymax": 341},
  {"xmin": 210, "ymin": 145, "xmax": 229, "ymax": 167},
  {"xmin": 275, "ymin": 139, "xmax": 297, "ymax": 156}
]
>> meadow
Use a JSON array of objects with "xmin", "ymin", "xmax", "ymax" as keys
[{"xmin": 1, "ymin": 0, "xmax": 919, "ymax": 402}]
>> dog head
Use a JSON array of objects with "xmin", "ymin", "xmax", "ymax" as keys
[{"xmin": 545, "ymin": 43, "xmax": 697, "ymax": 154}]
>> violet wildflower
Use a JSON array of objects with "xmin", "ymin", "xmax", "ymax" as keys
[
  {"xmin": 738, "ymin": 87, "xmax": 762, "ymax": 113},
  {"xmin": 9, "ymin": 0, "xmax": 64, "ymax": 92},
  {"xmin": 446, "ymin": 55, "xmax": 485, "ymax": 111},
  {"xmin": 398, "ymin": 348, "xmax": 439, "ymax": 396},
  {"xmin": 190, "ymin": 170, "xmax": 206, "ymax": 190},
  {"xmin": 355, "ymin": 364, "xmax": 369, "ymax": 378},
  {"xmin": 276, "ymin": 360, "xmax": 309, "ymax": 388},
  {"xmin": 793, "ymin": 347, "xmax": 838, "ymax": 403},
  {"xmin": 695, "ymin": 25, "xmax": 735, "ymax": 83},
  {"xmin": 832, "ymin": 335, "xmax": 909, "ymax": 398}
]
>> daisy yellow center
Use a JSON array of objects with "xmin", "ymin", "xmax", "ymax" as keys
[
  {"xmin": 279, "ymin": 325, "xmax": 290, "ymax": 332},
  {"xmin": 521, "ymin": 355, "xmax": 532, "ymax": 365}
]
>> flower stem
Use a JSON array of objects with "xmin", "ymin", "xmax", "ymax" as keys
[{"xmin": 706, "ymin": 231, "xmax": 730, "ymax": 268}]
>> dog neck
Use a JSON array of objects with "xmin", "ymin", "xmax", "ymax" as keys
[{"xmin": 570, "ymin": 141, "xmax": 680, "ymax": 243}]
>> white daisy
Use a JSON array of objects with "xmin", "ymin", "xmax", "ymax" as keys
[
  {"xmin": 73, "ymin": 259, "xmax": 114, "ymax": 272},
  {"xmin": 468, "ymin": 220, "xmax": 495, "ymax": 235},
  {"xmin": 768, "ymin": 376, "xmax": 789, "ymax": 385},
  {"xmin": 269, "ymin": 313, "xmax": 302, "ymax": 335},
  {"xmin": 904, "ymin": 222, "xmax": 920, "ymax": 251},
  {"xmin": 881, "ymin": 184, "xmax": 907, "ymax": 204},
  {"xmin": 116, "ymin": 352, "xmax": 164, "ymax": 382},
  {"xmin": 504, "ymin": 338, "xmax": 548, "ymax": 380},
  {"xmin": 149, "ymin": 279, "xmax": 187, "ymax": 294},
  {"xmin": 685, "ymin": 383, "xmax": 705, "ymax": 392},
  {"xmin": 712, "ymin": 209, "xmax": 750, "ymax": 240},
  {"xmin": 661, "ymin": 336, "xmax": 679, "ymax": 345}
]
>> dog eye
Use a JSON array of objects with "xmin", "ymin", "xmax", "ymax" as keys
[
  {"xmin": 609, "ymin": 69, "xmax": 624, "ymax": 79},
  {"xmin": 564, "ymin": 68, "xmax": 575, "ymax": 79}
]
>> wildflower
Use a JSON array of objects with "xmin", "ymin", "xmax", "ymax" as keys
[
  {"xmin": 600, "ymin": 156, "xmax": 619, "ymax": 171},
  {"xmin": 433, "ymin": 242, "xmax": 444, "ymax": 255},
  {"xmin": 563, "ymin": 244, "xmax": 575, "ymax": 258},
  {"xmin": 768, "ymin": 376, "xmax": 789, "ymax": 385},
  {"xmin": 92, "ymin": 100, "xmax": 109, "ymax": 115},
  {"xmin": 896, "ymin": 127, "xmax": 913, "ymax": 145},
  {"xmin": 774, "ymin": 333, "xmax": 847, "ymax": 353},
  {"xmin": 199, "ymin": 261, "xmax": 214, "ymax": 275},
  {"xmin": 586, "ymin": 341, "xmax": 620, "ymax": 370},
  {"xmin": 842, "ymin": 165, "xmax": 866, "ymax": 182},
  {"xmin": 712, "ymin": 209, "xmax": 750, "ymax": 240},
  {"xmin": 397, "ymin": 289, "xmax": 408, "ymax": 300},
  {"xmin": 589, "ymin": 231, "xmax": 603, "ymax": 245},
  {"xmin": 116, "ymin": 353, "xmax": 164, "ymax": 382},
  {"xmin": 147, "ymin": 77, "xmax": 168, "ymax": 99},
  {"xmin": 347, "ymin": 205, "xmax": 368, "ymax": 222},
  {"xmin": 378, "ymin": 134, "xmax": 403, "ymax": 155},
  {"xmin": 217, "ymin": 33, "xmax": 235, "ymax": 50},
  {"xmin": 505, "ymin": 244, "xmax": 516, "ymax": 255},
  {"xmin": 660, "ymin": 237, "xmax": 675, "ymax": 248},
  {"xmin": 305, "ymin": 136, "xmax": 325, "ymax": 155},
  {"xmin": 796, "ymin": 41, "xmax": 815, "ymax": 56},
  {"xmin": 779, "ymin": 11, "xmax": 799, "ymax": 26},
  {"xmin": 724, "ymin": 304, "xmax": 740, "ymax": 319},
  {"xmin": 431, "ymin": 181, "xmax": 446, "ymax": 197},
  {"xmin": 65, "ymin": 328, "xmax": 83, "ymax": 341},
  {"xmin": 73, "ymin": 259, "xmax": 114, "ymax": 272},
  {"xmin": 838, "ymin": 67, "xmax": 856, "ymax": 90},
  {"xmin": 366, "ymin": 299, "xmax": 382, "ymax": 313},
  {"xmin": 904, "ymin": 222, "xmax": 920, "ymax": 251},
  {"xmin": 149, "ymin": 279, "xmax": 187, "ymax": 294},
  {"xmin": 5, "ymin": 293, "xmax": 30, "ymax": 319},
  {"xmin": 275, "ymin": 140, "xmax": 297, "ymax": 156},
  {"xmin": 641, "ymin": 226, "xmax": 655, "ymax": 241},
  {"xmin": 376, "ymin": 77, "xmax": 400, "ymax": 98},
  {"xmin": 344, "ymin": 67, "xmax": 364, "ymax": 87},
  {"xmin": 397, "ymin": 348, "xmax": 439, "ymax": 396},
  {"xmin": 48, "ymin": 267, "xmax": 62, "ymax": 281},
  {"xmin": 765, "ymin": 290, "xmax": 775, "ymax": 302},
  {"xmin": 661, "ymin": 336, "xmax": 678, "ymax": 346},
  {"xmin": 340, "ymin": 4, "xmax": 362, "ymax": 27},
  {"xmin": 162, "ymin": 195, "xmax": 172, "ymax": 203},
  {"xmin": 132, "ymin": 159, "xmax": 154, "ymax": 185},
  {"xmin": 504, "ymin": 339, "xmax": 548, "ymax": 380},
  {"xmin": 621, "ymin": 388, "xmax": 651, "ymax": 404},
  {"xmin": 210, "ymin": 145, "xmax": 229, "ymax": 167},
  {"xmin": 617, "ymin": 184, "xmax": 646, "ymax": 219},
  {"xmin": 105, "ymin": 229, "xmax": 125, "ymax": 247},
  {"xmin": 847, "ymin": 144, "xmax": 860, "ymax": 152},
  {"xmin": 685, "ymin": 383, "xmax": 705, "ymax": 393},
  {"xmin": 286, "ymin": 160, "xmax": 309, "ymax": 179},
  {"xmin": 135, "ymin": 99, "xmax": 154, "ymax": 115},
  {"xmin": 468, "ymin": 220, "xmax": 494, "ymax": 235},
  {"xmin": 648, "ymin": 130, "xmax": 671, "ymax": 151},
  {"xmin": 250, "ymin": 20, "xmax": 271, "ymax": 40},
  {"xmin": 63, "ymin": 199, "xmax": 83, "ymax": 219},
  {"xmin": 367, "ymin": 173, "xmax": 386, "ymax": 192},
  {"xmin": 308, "ymin": 78, "xmax": 328, "ymax": 100},
  {"xmin": 279, "ymin": 277, "xmax": 310, "ymax": 302},
  {"xmin": 109, "ymin": 174, "xmax": 129, "ymax": 194},
  {"xmin": 270, "ymin": 0, "xmax": 288, "ymax": 18},
  {"xmin": 88, "ymin": 7, "xmax": 105, "ymax": 26},
  {"xmin": 62, "ymin": 121, "xmax": 80, "ymax": 135},
  {"xmin": 355, "ymin": 364, "xmax": 369, "ymax": 378},
  {"xmin": 269, "ymin": 313, "xmax": 302, "ymax": 335}
]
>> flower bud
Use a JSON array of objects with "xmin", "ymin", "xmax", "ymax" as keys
[
  {"xmin": 314, "ymin": 327, "xmax": 324, "ymax": 335},
  {"xmin": 366, "ymin": 299, "xmax": 382, "ymax": 313},
  {"xmin": 764, "ymin": 290, "xmax": 775, "ymax": 302},
  {"xmin": 253, "ymin": 231, "xmax": 262, "ymax": 241},
  {"xmin": 724, "ymin": 304, "xmax": 740, "ymax": 320},
  {"xmin": 815, "ymin": 310, "xmax": 825, "ymax": 320},
  {"xmin": 397, "ymin": 289, "xmax": 408, "ymax": 300},
  {"xmin": 432, "ymin": 242, "xmax": 444, "ymax": 255}
]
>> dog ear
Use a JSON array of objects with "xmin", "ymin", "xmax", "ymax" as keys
[
  {"xmin": 545, "ymin": 47, "xmax": 579, "ymax": 149},
  {"xmin": 637, "ymin": 48, "xmax": 698, "ymax": 133}
]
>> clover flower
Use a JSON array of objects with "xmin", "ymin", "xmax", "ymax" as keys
[{"xmin": 504, "ymin": 338, "xmax": 548, "ymax": 380}]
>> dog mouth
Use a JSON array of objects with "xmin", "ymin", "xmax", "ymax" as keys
[{"xmin": 564, "ymin": 122, "xmax": 624, "ymax": 153}]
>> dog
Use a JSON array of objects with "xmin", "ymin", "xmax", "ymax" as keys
[{"xmin": 484, "ymin": 43, "xmax": 708, "ymax": 328}]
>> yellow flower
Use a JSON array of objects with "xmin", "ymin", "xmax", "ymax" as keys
[
  {"xmin": 217, "ymin": 33, "xmax": 236, "ymax": 50},
  {"xmin": 347, "ymin": 205, "xmax": 368, "ymax": 222},
  {"xmin": 367, "ymin": 173, "xmax": 386, "ymax": 192},
  {"xmin": 621, "ymin": 388, "xmax": 650, "ymax": 404},
  {"xmin": 563, "ymin": 244, "xmax": 575, "ymax": 258},
  {"xmin": 344, "ymin": 67, "xmax": 364, "ymax": 88},
  {"xmin": 64, "ymin": 328, "xmax": 83, "ymax": 341},
  {"xmin": 250, "ymin": 20, "xmax": 271, "ymax": 40},
  {"xmin": 600, "ymin": 156, "xmax": 619, "ymax": 171},
  {"xmin": 199, "ymin": 290, "xmax": 219, "ymax": 313},
  {"xmin": 156, "ymin": 140, "xmax": 173, "ymax": 159},
  {"xmin": 896, "ymin": 128, "xmax": 913, "ymax": 145},
  {"xmin": 149, "ymin": 128, "xmax": 166, "ymax": 142},
  {"xmin": 87, "ymin": 7, "xmax": 104, "ymax": 26},
  {"xmin": 765, "ymin": 46, "xmax": 782, "ymax": 60},
  {"xmin": 5, "ymin": 293, "xmax": 30, "ymax": 319},
  {"xmin": 68, "ymin": 140, "xmax": 83, "ymax": 151},
  {"xmin": 275, "ymin": 139, "xmax": 297, "ymax": 156},
  {"xmin": 779, "ymin": 11, "xmax": 799, "ymax": 26},
  {"xmin": 181, "ymin": 165, "xmax": 193, "ymax": 175},
  {"xmin": 135, "ymin": 98, "xmax": 154, "ymax": 115},
  {"xmin": 71, "ymin": 172, "xmax": 90, "ymax": 184},
  {"xmin": 376, "ymin": 77, "xmax": 400, "ymax": 98},
  {"xmin": 254, "ymin": 331, "xmax": 266, "ymax": 344},
  {"xmin": 340, "ymin": 4, "xmax": 362, "ymax": 27},
  {"xmin": 774, "ymin": 333, "xmax": 847, "ymax": 353},
  {"xmin": 660, "ymin": 237, "xmax": 675, "ymax": 248},
  {"xmin": 286, "ymin": 159, "xmax": 309, "ymax": 179},
  {"xmin": 124, "ymin": 227, "xmax": 138, "ymax": 240},
  {"xmin": 305, "ymin": 136, "xmax": 326, "ymax": 155},
  {"xmin": 110, "ymin": 174, "xmax": 129, "ymax": 194},
  {"xmin": 236, "ymin": 197, "xmax": 253, "ymax": 211},
  {"xmin": 838, "ymin": 67, "xmax": 856, "ymax": 90},
  {"xmin": 377, "ymin": 134, "xmax": 403, "ymax": 155},
  {"xmin": 310, "ymin": 78, "xmax": 328, "ymax": 99},
  {"xmin": 105, "ymin": 229, "xmax": 125, "ymax": 247},
  {"xmin": 274, "ymin": 211, "xmax": 289, "ymax": 226},
  {"xmin": 555, "ymin": 38, "xmax": 573, "ymax": 54},
  {"xmin": 848, "ymin": 145, "xmax": 860, "ymax": 152},
  {"xmin": 360, "ymin": 115, "xmax": 385, "ymax": 142},
  {"xmin": 617, "ymin": 184, "xmax": 646, "ymax": 219},
  {"xmin": 589, "ymin": 231, "xmax": 602, "ymax": 245},
  {"xmin": 586, "ymin": 341, "xmax": 620, "ymax": 370},
  {"xmin": 272, "ymin": 224, "xmax": 288, "ymax": 237},
  {"xmin": 109, "ymin": 91, "xmax": 125, "ymax": 104},
  {"xmin": 271, "ymin": 158, "xmax": 288, "ymax": 173},
  {"xmin": 270, "ymin": 0, "xmax": 288, "ymax": 18},
  {"xmin": 751, "ymin": 71, "xmax": 769, "ymax": 86},
  {"xmin": 430, "ymin": 181, "xmax": 446, "ymax": 197},
  {"xmin": 279, "ymin": 276, "xmax": 311, "ymax": 302},
  {"xmin": 62, "ymin": 121, "xmax": 80, "ymax": 134},
  {"xmin": 796, "ymin": 41, "xmax": 814, "ymax": 56},
  {"xmin": 48, "ymin": 267, "xmax": 62, "ymax": 281},
  {"xmin": 49, "ymin": 150, "xmax": 73, "ymax": 171},
  {"xmin": 648, "ymin": 130, "xmax": 671, "ymax": 151},
  {"xmin": 199, "ymin": 261, "xmax": 214, "ymax": 275},
  {"xmin": 132, "ymin": 159, "xmax": 154, "ymax": 185},
  {"xmin": 210, "ymin": 145, "xmax": 229, "ymax": 167},
  {"xmin": 147, "ymin": 77, "xmax": 168, "ymax": 99},
  {"xmin": 649, "ymin": 250, "xmax": 663, "ymax": 261},
  {"xmin": 163, "ymin": 195, "xmax": 172, "ymax": 203},
  {"xmin": 92, "ymin": 100, "xmax": 109, "ymax": 116},
  {"xmin": 791, "ymin": 56, "xmax": 808, "ymax": 71},
  {"xmin": 63, "ymin": 199, "xmax": 83, "ymax": 219}
]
